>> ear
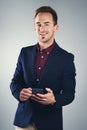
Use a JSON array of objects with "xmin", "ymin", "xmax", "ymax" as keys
[{"xmin": 54, "ymin": 24, "xmax": 59, "ymax": 32}]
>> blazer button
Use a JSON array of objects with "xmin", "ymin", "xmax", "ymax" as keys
[{"xmin": 36, "ymin": 78, "xmax": 39, "ymax": 82}]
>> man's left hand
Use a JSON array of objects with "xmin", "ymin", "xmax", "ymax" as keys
[{"xmin": 31, "ymin": 88, "xmax": 56, "ymax": 105}]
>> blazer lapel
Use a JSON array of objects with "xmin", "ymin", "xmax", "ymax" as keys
[{"xmin": 28, "ymin": 45, "xmax": 37, "ymax": 83}]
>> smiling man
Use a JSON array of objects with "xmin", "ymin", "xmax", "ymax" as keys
[
  {"xmin": 34, "ymin": 12, "xmax": 58, "ymax": 47},
  {"xmin": 10, "ymin": 6, "xmax": 76, "ymax": 130}
]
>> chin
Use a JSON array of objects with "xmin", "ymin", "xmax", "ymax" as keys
[{"xmin": 40, "ymin": 40, "xmax": 48, "ymax": 43}]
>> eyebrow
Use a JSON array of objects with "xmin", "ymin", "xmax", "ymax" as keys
[{"xmin": 36, "ymin": 21, "xmax": 50, "ymax": 24}]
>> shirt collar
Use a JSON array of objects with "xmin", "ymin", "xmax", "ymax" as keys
[{"xmin": 37, "ymin": 41, "xmax": 56, "ymax": 54}]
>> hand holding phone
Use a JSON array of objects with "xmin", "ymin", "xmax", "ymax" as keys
[{"xmin": 32, "ymin": 88, "xmax": 44, "ymax": 94}]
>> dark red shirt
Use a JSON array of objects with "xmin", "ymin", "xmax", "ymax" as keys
[{"xmin": 35, "ymin": 42, "xmax": 55, "ymax": 81}]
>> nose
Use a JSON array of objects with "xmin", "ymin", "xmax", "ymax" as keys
[{"xmin": 40, "ymin": 25, "xmax": 45, "ymax": 32}]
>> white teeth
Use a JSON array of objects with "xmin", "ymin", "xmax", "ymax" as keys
[
  {"xmin": 40, "ymin": 34, "xmax": 46, "ymax": 35},
  {"xmin": 40, "ymin": 33, "xmax": 47, "ymax": 36}
]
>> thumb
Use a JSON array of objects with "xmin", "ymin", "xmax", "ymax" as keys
[{"xmin": 45, "ymin": 88, "xmax": 52, "ymax": 93}]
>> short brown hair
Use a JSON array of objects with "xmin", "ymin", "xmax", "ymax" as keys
[{"xmin": 34, "ymin": 6, "xmax": 58, "ymax": 25}]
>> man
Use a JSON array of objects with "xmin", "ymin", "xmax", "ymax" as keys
[{"xmin": 10, "ymin": 6, "xmax": 76, "ymax": 130}]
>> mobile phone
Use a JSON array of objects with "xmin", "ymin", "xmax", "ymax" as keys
[{"xmin": 32, "ymin": 88, "xmax": 44, "ymax": 94}]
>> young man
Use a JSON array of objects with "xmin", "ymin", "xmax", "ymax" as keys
[{"xmin": 10, "ymin": 6, "xmax": 76, "ymax": 130}]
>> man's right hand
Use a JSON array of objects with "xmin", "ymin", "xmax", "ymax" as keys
[{"xmin": 19, "ymin": 88, "xmax": 32, "ymax": 101}]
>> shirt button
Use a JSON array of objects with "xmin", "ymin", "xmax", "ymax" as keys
[
  {"xmin": 41, "ymin": 55, "xmax": 44, "ymax": 58},
  {"xmin": 38, "ymin": 67, "xmax": 41, "ymax": 70},
  {"xmin": 47, "ymin": 52, "xmax": 49, "ymax": 55}
]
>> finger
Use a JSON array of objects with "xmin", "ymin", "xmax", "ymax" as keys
[
  {"xmin": 31, "ymin": 96, "xmax": 48, "ymax": 105},
  {"xmin": 23, "ymin": 88, "xmax": 31, "ymax": 93},
  {"xmin": 21, "ymin": 92, "xmax": 30, "ymax": 97},
  {"xmin": 20, "ymin": 95, "xmax": 28, "ymax": 101},
  {"xmin": 36, "ymin": 93, "xmax": 45, "ymax": 97},
  {"xmin": 31, "ymin": 96, "xmax": 41, "ymax": 102},
  {"xmin": 31, "ymin": 96, "xmax": 46, "ymax": 102},
  {"xmin": 45, "ymin": 88, "xmax": 52, "ymax": 93},
  {"xmin": 28, "ymin": 87, "xmax": 32, "ymax": 91},
  {"xmin": 23, "ymin": 89, "xmax": 32, "ymax": 95},
  {"xmin": 20, "ymin": 90, "xmax": 32, "ymax": 100},
  {"xmin": 31, "ymin": 94, "xmax": 43, "ymax": 100},
  {"xmin": 31, "ymin": 94, "xmax": 47, "ymax": 101}
]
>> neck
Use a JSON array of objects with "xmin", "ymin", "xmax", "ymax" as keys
[{"xmin": 38, "ymin": 39, "xmax": 54, "ymax": 50}]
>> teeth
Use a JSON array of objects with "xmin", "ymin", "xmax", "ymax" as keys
[
  {"xmin": 40, "ymin": 34, "xmax": 46, "ymax": 35},
  {"xmin": 40, "ymin": 34, "xmax": 46, "ymax": 36}
]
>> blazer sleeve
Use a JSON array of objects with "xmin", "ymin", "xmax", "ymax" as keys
[
  {"xmin": 53, "ymin": 54, "xmax": 76, "ymax": 108},
  {"xmin": 10, "ymin": 49, "xmax": 25, "ymax": 101}
]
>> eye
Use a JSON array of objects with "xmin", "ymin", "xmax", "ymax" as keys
[
  {"xmin": 45, "ymin": 23, "xmax": 49, "ymax": 26},
  {"xmin": 45, "ymin": 22, "xmax": 49, "ymax": 26},
  {"xmin": 36, "ymin": 23, "xmax": 41, "ymax": 27}
]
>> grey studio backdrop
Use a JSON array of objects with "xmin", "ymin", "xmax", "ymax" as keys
[{"xmin": 0, "ymin": 0, "xmax": 87, "ymax": 130}]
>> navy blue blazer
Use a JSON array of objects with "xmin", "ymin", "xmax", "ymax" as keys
[{"xmin": 10, "ymin": 42, "xmax": 76, "ymax": 130}]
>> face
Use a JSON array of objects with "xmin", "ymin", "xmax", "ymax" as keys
[{"xmin": 34, "ymin": 12, "xmax": 58, "ymax": 44}]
